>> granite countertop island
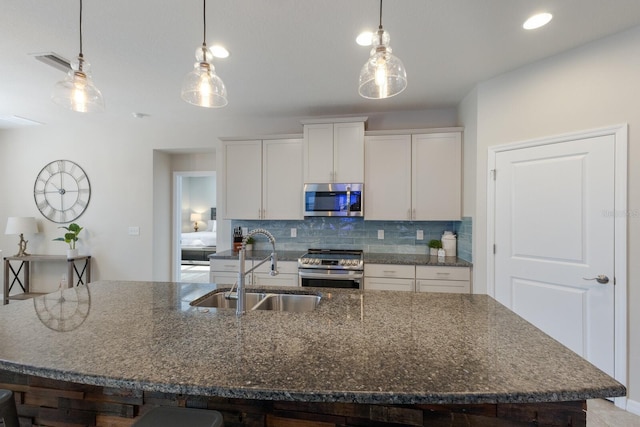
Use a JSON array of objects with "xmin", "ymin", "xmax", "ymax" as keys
[{"xmin": 0, "ymin": 281, "xmax": 625, "ymax": 426}]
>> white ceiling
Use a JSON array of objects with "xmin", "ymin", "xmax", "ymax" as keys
[{"xmin": 2, "ymin": 0, "xmax": 640, "ymax": 129}]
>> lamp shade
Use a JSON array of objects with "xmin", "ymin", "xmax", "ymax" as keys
[
  {"xmin": 52, "ymin": 58, "xmax": 105, "ymax": 113},
  {"xmin": 190, "ymin": 213, "xmax": 202, "ymax": 222},
  {"xmin": 358, "ymin": 30, "xmax": 407, "ymax": 99},
  {"xmin": 5, "ymin": 217, "xmax": 38, "ymax": 235},
  {"xmin": 181, "ymin": 57, "xmax": 228, "ymax": 108}
]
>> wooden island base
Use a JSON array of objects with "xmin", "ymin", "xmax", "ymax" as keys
[{"xmin": 0, "ymin": 370, "xmax": 586, "ymax": 427}]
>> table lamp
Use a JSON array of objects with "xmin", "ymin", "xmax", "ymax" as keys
[
  {"xmin": 190, "ymin": 213, "xmax": 202, "ymax": 232},
  {"xmin": 5, "ymin": 217, "xmax": 38, "ymax": 256}
]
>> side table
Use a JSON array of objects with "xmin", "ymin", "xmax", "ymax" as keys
[{"xmin": 3, "ymin": 255, "xmax": 92, "ymax": 305}]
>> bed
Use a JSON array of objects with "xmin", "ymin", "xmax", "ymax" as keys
[{"xmin": 181, "ymin": 218, "xmax": 217, "ymax": 264}]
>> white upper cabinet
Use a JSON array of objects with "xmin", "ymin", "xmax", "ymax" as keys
[
  {"xmin": 364, "ymin": 135, "xmax": 412, "ymax": 220},
  {"xmin": 303, "ymin": 120, "xmax": 365, "ymax": 183},
  {"xmin": 364, "ymin": 131, "xmax": 462, "ymax": 221},
  {"xmin": 223, "ymin": 138, "xmax": 303, "ymax": 220},
  {"xmin": 262, "ymin": 138, "xmax": 303, "ymax": 220},
  {"xmin": 412, "ymin": 132, "xmax": 462, "ymax": 220},
  {"xmin": 223, "ymin": 140, "xmax": 262, "ymax": 220}
]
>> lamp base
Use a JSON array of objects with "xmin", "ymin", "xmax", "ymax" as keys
[
  {"xmin": 193, "ymin": 222, "xmax": 199, "ymax": 232},
  {"xmin": 14, "ymin": 233, "xmax": 30, "ymax": 257}
]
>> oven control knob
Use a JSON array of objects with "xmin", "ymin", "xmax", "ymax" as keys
[
  {"xmin": 302, "ymin": 258, "xmax": 309, "ymax": 264},
  {"xmin": 339, "ymin": 259, "xmax": 345, "ymax": 266},
  {"xmin": 315, "ymin": 259, "xmax": 321, "ymax": 265}
]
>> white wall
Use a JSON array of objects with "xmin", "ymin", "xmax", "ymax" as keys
[{"xmin": 467, "ymin": 25, "xmax": 640, "ymax": 405}]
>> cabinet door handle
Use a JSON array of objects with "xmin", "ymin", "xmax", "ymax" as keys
[{"xmin": 436, "ymin": 272, "xmax": 451, "ymax": 275}]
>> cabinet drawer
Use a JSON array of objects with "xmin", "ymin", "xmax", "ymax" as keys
[
  {"xmin": 210, "ymin": 259, "xmax": 239, "ymax": 272},
  {"xmin": 365, "ymin": 264, "xmax": 415, "ymax": 279},
  {"xmin": 210, "ymin": 272, "xmax": 237, "ymax": 285},
  {"xmin": 253, "ymin": 273, "xmax": 299, "ymax": 288},
  {"xmin": 253, "ymin": 260, "xmax": 298, "ymax": 275},
  {"xmin": 416, "ymin": 266, "xmax": 469, "ymax": 281},
  {"xmin": 365, "ymin": 277, "xmax": 414, "ymax": 292},
  {"xmin": 417, "ymin": 279, "xmax": 470, "ymax": 294}
]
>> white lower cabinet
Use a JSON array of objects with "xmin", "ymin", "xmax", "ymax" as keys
[
  {"xmin": 364, "ymin": 264, "xmax": 415, "ymax": 292},
  {"xmin": 210, "ymin": 259, "xmax": 239, "ymax": 286},
  {"xmin": 210, "ymin": 259, "xmax": 298, "ymax": 287},
  {"xmin": 252, "ymin": 261, "xmax": 299, "ymax": 287},
  {"xmin": 416, "ymin": 266, "xmax": 471, "ymax": 294}
]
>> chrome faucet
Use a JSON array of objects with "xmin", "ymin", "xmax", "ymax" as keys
[{"xmin": 235, "ymin": 228, "xmax": 278, "ymax": 316}]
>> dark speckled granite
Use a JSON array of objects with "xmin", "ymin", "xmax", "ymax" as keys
[{"xmin": 0, "ymin": 281, "xmax": 624, "ymax": 404}]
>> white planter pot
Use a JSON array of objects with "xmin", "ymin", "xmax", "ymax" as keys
[
  {"xmin": 67, "ymin": 249, "xmax": 79, "ymax": 259},
  {"xmin": 429, "ymin": 248, "xmax": 439, "ymax": 256}
]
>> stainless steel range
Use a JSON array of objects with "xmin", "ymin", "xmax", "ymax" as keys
[{"xmin": 298, "ymin": 249, "xmax": 364, "ymax": 289}]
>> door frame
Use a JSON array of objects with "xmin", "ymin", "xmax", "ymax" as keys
[
  {"xmin": 486, "ymin": 124, "xmax": 628, "ymax": 408},
  {"xmin": 172, "ymin": 171, "xmax": 216, "ymax": 282}
]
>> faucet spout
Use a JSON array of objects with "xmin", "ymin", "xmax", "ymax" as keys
[{"xmin": 236, "ymin": 229, "xmax": 278, "ymax": 316}]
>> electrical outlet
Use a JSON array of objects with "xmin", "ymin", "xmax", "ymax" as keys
[
  {"xmin": 377, "ymin": 230, "xmax": 384, "ymax": 240},
  {"xmin": 417, "ymin": 230, "xmax": 424, "ymax": 240},
  {"xmin": 291, "ymin": 228, "xmax": 297, "ymax": 238},
  {"xmin": 128, "ymin": 226, "xmax": 140, "ymax": 236},
  {"xmin": 242, "ymin": 227, "xmax": 248, "ymax": 235}
]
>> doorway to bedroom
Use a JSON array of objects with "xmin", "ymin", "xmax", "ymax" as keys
[{"xmin": 173, "ymin": 171, "xmax": 216, "ymax": 283}]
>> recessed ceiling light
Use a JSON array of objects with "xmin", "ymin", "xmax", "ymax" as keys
[
  {"xmin": 523, "ymin": 12, "xmax": 553, "ymax": 30},
  {"xmin": 210, "ymin": 45, "xmax": 230, "ymax": 58},
  {"xmin": 356, "ymin": 31, "xmax": 373, "ymax": 46}
]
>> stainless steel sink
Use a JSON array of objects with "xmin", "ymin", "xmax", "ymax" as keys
[
  {"xmin": 191, "ymin": 290, "xmax": 321, "ymax": 312},
  {"xmin": 251, "ymin": 293, "xmax": 321, "ymax": 312}
]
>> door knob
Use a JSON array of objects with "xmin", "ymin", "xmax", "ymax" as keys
[{"xmin": 583, "ymin": 275, "xmax": 610, "ymax": 284}]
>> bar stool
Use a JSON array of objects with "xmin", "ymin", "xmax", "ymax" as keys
[
  {"xmin": 133, "ymin": 406, "xmax": 223, "ymax": 427},
  {"xmin": 0, "ymin": 389, "xmax": 19, "ymax": 427}
]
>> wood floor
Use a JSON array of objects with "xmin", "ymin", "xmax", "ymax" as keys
[{"xmin": 588, "ymin": 399, "xmax": 640, "ymax": 426}]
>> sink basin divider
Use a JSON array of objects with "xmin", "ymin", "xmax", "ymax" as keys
[{"xmin": 249, "ymin": 293, "xmax": 276, "ymax": 311}]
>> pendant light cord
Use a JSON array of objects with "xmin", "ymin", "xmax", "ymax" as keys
[
  {"xmin": 378, "ymin": 0, "xmax": 383, "ymax": 30},
  {"xmin": 202, "ymin": 0, "xmax": 207, "ymax": 45},
  {"xmin": 79, "ymin": 0, "xmax": 83, "ymax": 56}
]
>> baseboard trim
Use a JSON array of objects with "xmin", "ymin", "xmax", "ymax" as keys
[{"xmin": 627, "ymin": 398, "xmax": 640, "ymax": 416}]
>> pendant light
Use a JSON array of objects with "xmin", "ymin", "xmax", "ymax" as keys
[
  {"xmin": 51, "ymin": 0, "xmax": 104, "ymax": 113},
  {"xmin": 181, "ymin": 0, "xmax": 228, "ymax": 108},
  {"xmin": 358, "ymin": 0, "xmax": 407, "ymax": 99}
]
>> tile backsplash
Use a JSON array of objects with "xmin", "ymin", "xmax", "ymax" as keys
[{"xmin": 232, "ymin": 216, "xmax": 473, "ymax": 261}]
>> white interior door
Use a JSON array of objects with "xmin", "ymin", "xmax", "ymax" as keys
[{"xmin": 493, "ymin": 134, "xmax": 615, "ymax": 376}]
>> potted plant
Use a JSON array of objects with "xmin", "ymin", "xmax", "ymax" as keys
[
  {"xmin": 53, "ymin": 223, "xmax": 83, "ymax": 258},
  {"xmin": 428, "ymin": 239, "xmax": 442, "ymax": 256},
  {"xmin": 245, "ymin": 236, "xmax": 255, "ymax": 251}
]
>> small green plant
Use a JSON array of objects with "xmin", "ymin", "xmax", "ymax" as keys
[
  {"xmin": 246, "ymin": 236, "xmax": 255, "ymax": 245},
  {"xmin": 428, "ymin": 239, "xmax": 442, "ymax": 249},
  {"xmin": 53, "ymin": 223, "xmax": 83, "ymax": 249}
]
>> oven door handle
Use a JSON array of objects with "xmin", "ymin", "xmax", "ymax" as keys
[{"xmin": 298, "ymin": 271, "xmax": 364, "ymax": 280}]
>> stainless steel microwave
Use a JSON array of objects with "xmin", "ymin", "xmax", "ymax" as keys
[{"xmin": 303, "ymin": 183, "xmax": 363, "ymax": 217}]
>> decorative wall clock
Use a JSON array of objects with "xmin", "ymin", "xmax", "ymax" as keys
[{"xmin": 34, "ymin": 160, "xmax": 91, "ymax": 223}]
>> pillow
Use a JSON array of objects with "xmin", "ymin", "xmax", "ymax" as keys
[{"xmin": 207, "ymin": 220, "xmax": 217, "ymax": 232}]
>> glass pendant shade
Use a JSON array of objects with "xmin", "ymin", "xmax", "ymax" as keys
[
  {"xmin": 52, "ymin": 57, "xmax": 104, "ymax": 113},
  {"xmin": 181, "ymin": 45, "xmax": 228, "ymax": 108},
  {"xmin": 359, "ymin": 30, "xmax": 407, "ymax": 99}
]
